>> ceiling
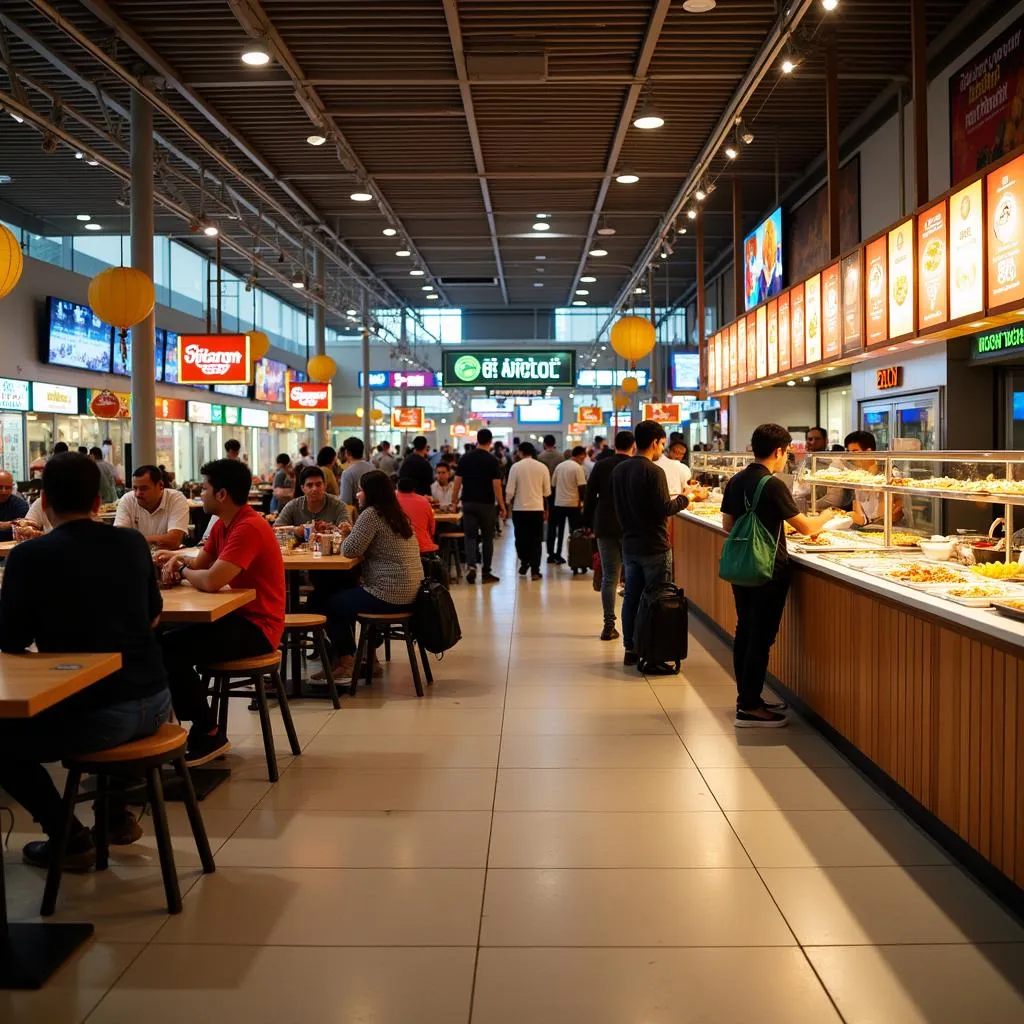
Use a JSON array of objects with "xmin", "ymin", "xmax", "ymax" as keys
[{"xmin": 0, "ymin": 0, "xmax": 1000, "ymax": 336}]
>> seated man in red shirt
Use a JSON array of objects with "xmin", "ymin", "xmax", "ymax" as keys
[
  {"xmin": 396, "ymin": 477, "xmax": 438, "ymax": 554},
  {"xmin": 155, "ymin": 458, "xmax": 285, "ymax": 766}
]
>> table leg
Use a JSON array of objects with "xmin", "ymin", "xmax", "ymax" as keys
[{"xmin": 287, "ymin": 571, "xmax": 302, "ymax": 695}]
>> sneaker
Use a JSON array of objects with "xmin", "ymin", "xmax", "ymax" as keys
[
  {"xmin": 102, "ymin": 810, "xmax": 143, "ymax": 846},
  {"xmin": 482, "ymin": 572, "xmax": 500, "ymax": 584},
  {"xmin": 185, "ymin": 727, "xmax": 232, "ymax": 767},
  {"xmin": 466, "ymin": 567, "xmax": 477, "ymax": 584},
  {"xmin": 546, "ymin": 555, "xmax": 560, "ymax": 564},
  {"xmin": 23, "ymin": 833, "xmax": 96, "ymax": 873},
  {"xmin": 556, "ymin": 555, "xmax": 567, "ymax": 565},
  {"xmin": 735, "ymin": 708, "xmax": 789, "ymax": 728},
  {"xmin": 623, "ymin": 650, "xmax": 639, "ymax": 667},
  {"xmin": 761, "ymin": 697, "xmax": 788, "ymax": 712},
  {"xmin": 531, "ymin": 570, "xmax": 543, "ymax": 580},
  {"xmin": 518, "ymin": 563, "xmax": 528, "ymax": 576},
  {"xmin": 600, "ymin": 625, "xmax": 620, "ymax": 641}
]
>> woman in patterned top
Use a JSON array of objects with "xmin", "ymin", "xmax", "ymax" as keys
[{"xmin": 323, "ymin": 470, "xmax": 423, "ymax": 680}]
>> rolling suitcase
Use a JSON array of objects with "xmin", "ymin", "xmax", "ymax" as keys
[
  {"xmin": 633, "ymin": 583, "xmax": 688, "ymax": 674},
  {"xmin": 568, "ymin": 529, "xmax": 592, "ymax": 575}
]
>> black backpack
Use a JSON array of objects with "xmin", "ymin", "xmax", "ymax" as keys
[
  {"xmin": 633, "ymin": 583, "xmax": 688, "ymax": 674},
  {"xmin": 421, "ymin": 553, "xmax": 451, "ymax": 589},
  {"xmin": 413, "ymin": 578, "xmax": 462, "ymax": 654}
]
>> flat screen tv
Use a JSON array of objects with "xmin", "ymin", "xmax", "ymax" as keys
[
  {"xmin": 743, "ymin": 207, "xmax": 783, "ymax": 311},
  {"xmin": 113, "ymin": 328, "xmax": 166, "ymax": 380},
  {"xmin": 670, "ymin": 351, "xmax": 700, "ymax": 391},
  {"xmin": 45, "ymin": 297, "xmax": 112, "ymax": 373},
  {"xmin": 254, "ymin": 357, "xmax": 286, "ymax": 404},
  {"xmin": 213, "ymin": 383, "xmax": 252, "ymax": 399},
  {"xmin": 518, "ymin": 398, "xmax": 562, "ymax": 424}
]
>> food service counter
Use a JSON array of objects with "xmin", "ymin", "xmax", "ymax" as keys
[{"xmin": 672, "ymin": 509, "xmax": 1024, "ymax": 905}]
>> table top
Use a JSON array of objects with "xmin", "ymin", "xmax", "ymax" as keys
[
  {"xmin": 282, "ymin": 552, "xmax": 361, "ymax": 571},
  {"xmin": 0, "ymin": 652, "xmax": 123, "ymax": 719},
  {"xmin": 434, "ymin": 512, "xmax": 462, "ymax": 523},
  {"xmin": 0, "ymin": 539, "xmax": 16, "ymax": 558},
  {"xmin": 160, "ymin": 585, "xmax": 257, "ymax": 623}
]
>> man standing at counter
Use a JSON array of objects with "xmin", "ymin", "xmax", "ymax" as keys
[
  {"xmin": 721, "ymin": 424, "xmax": 836, "ymax": 727},
  {"xmin": 844, "ymin": 430, "xmax": 902, "ymax": 527},
  {"xmin": 793, "ymin": 426, "xmax": 846, "ymax": 512}
]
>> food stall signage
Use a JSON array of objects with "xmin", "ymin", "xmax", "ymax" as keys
[
  {"xmin": 187, "ymin": 401, "xmax": 213, "ymax": 424},
  {"xmin": 576, "ymin": 406, "xmax": 604, "ymax": 425},
  {"xmin": 210, "ymin": 405, "xmax": 226, "ymax": 425},
  {"xmin": 242, "ymin": 408, "xmax": 270, "ymax": 428},
  {"xmin": 286, "ymin": 378, "xmax": 332, "ymax": 412},
  {"xmin": 422, "ymin": 418, "xmax": 436, "ymax": 431},
  {"xmin": 155, "ymin": 397, "xmax": 187, "ymax": 421},
  {"xmin": 822, "ymin": 264, "xmax": 841, "ymax": 360},
  {"xmin": 392, "ymin": 406, "xmax": 425, "ymax": 430},
  {"xmin": 887, "ymin": 220, "xmax": 915, "ymax": 339},
  {"xmin": 0, "ymin": 377, "xmax": 30, "ymax": 412},
  {"xmin": 443, "ymin": 350, "xmax": 575, "ymax": 387},
  {"xmin": 357, "ymin": 370, "xmax": 439, "ymax": 389},
  {"xmin": 89, "ymin": 389, "xmax": 130, "ymax": 419},
  {"xmin": 224, "ymin": 405, "xmax": 242, "ymax": 426},
  {"xmin": 31, "ymin": 382, "xmax": 79, "ymax": 414},
  {"xmin": 950, "ymin": 180, "xmax": 984, "ymax": 319},
  {"xmin": 271, "ymin": 413, "xmax": 306, "ymax": 430},
  {"xmin": 876, "ymin": 366, "xmax": 903, "ymax": 390},
  {"xmin": 451, "ymin": 423, "xmax": 468, "ymax": 437},
  {"xmin": 973, "ymin": 325, "xmax": 1024, "ymax": 359},
  {"xmin": 490, "ymin": 386, "xmax": 545, "ymax": 398},
  {"xmin": 987, "ymin": 154, "xmax": 1024, "ymax": 310},
  {"xmin": 177, "ymin": 333, "xmax": 252, "ymax": 385},
  {"xmin": 642, "ymin": 403, "xmax": 683, "ymax": 424},
  {"xmin": 918, "ymin": 201, "xmax": 948, "ymax": 329}
]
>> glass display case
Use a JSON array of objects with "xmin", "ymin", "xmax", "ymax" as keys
[{"xmin": 690, "ymin": 452, "xmax": 750, "ymax": 486}]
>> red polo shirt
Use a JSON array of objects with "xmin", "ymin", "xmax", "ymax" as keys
[
  {"xmin": 397, "ymin": 490, "xmax": 438, "ymax": 554},
  {"xmin": 204, "ymin": 504, "xmax": 285, "ymax": 648}
]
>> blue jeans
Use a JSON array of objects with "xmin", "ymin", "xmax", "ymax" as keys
[
  {"xmin": 621, "ymin": 550, "xmax": 671, "ymax": 651},
  {"xmin": 0, "ymin": 689, "xmax": 172, "ymax": 837},
  {"xmin": 327, "ymin": 586, "xmax": 412, "ymax": 656},
  {"xmin": 596, "ymin": 537, "xmax": 623, "ymax": 627}
]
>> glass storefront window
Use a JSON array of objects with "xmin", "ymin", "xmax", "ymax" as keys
[
  {"xmin": 0, "ymin": 413, "xmax": 26, "ymax": 481},
  {"xmin": 169, "ymin": 241, "xmax": 205, "ymax": 318}
]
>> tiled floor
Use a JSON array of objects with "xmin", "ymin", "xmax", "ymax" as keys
[{"xmin": 3, "ymin": 535, "xmax": 1024, "ymax": 1022}]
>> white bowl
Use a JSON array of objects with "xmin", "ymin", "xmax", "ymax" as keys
[{"xmin": 919, "ymin": 539, "xmax": 953, "ymax": 561}]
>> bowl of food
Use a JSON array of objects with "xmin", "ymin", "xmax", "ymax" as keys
[{"xmin": 919, "ymin": 537, "xmax": 954, "ymax": 561}]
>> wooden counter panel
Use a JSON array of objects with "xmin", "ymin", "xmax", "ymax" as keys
[{"xmin": 673, "ymin": 515, "xmax": 1024, "ymax": 891}]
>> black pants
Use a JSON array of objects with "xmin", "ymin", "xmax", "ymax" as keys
[
  {"xmin": 160, "ymin": 613, "xmax": 273, "ymax": 732},
  {"xmin": 731, "ymin": 571, "xmax": 791, "ymax": 711},
  {"xmin": 512, "ymin": 510, "xmax": 545, "ymax": 572},
  {"xmin": 547, "ymin": 505, "xmax": 581, "ymax": 557},
  {"xmin": 462, "ymin": 501, "xmax": 497, "ymax": 571}
]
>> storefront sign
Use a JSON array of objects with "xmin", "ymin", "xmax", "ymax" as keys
[
  {"xmin": 918, "ymin": 200, "xmax": 948, "ymax": 329},
  {"xmin": 841, "ymin": 250, "xmax": 864, "ymax": 355},
  {"xmin": 745, "ymin": 313, "xmax": 756, "ymax": 381},
  {"xmin": 972, "ymin": 324, "xmax": 1024, "ymax": 360},
  {"xmin": 286, "ymin": 378, "xmax": 332, "ymax": 412},
  {"xmin": 790, "ymin": 284, "xmax": 806, "ymax": 368},
  {"xmin": 888, "ymin": 219, "xmax": 915, "ymax": 338},
  {"xmin": 568, "ymin": 422, "xmax": 592, "ymax": 435},
  {"xmin": 187, "ymin": 401, "xmax": 214, "ymax": 424},
  {"xmin": 778, "ymin": 292, "xmax": 791, "ymax": 372},
  {"xmin": 242, "ymin": 407, "xmax": 270, "ymax": 428},
  {"xmin": 0, "ymin": 377, "xmax": 30, "ymax": 412},
  {"xmin": 950, "ymin": 179, "xmax": 985, "ymax": 320},
  {"xmin": 271, "ymin": 413, "xmax": 307, "ymax": 430},
  {"xmin": 444, "ymin": 350, "xmax": 575, "ymax": 388},
  {"xmin": 178, "ymin": 333, "xmax": 252, "ymax": 385},
  {"xmin": 866, "ymin": 236, "xmax": 888, "ymax": 345},
  {"xmin": 755, "ymin": 307, "xmax": 768, "ymax": 379},
  {"xmin": 155, "ymin": 397, "xmax": 187, "ymax": 421},
  {"xmin": 642, "ymin": 403, "xmax": 682, "ymax": 425},
  {"xmin": 821, "ymin": 264, "xmax": 841, "ymax": 360},
  {"xmin": 803, "ymin": 273, "xmax": 822, "ymax": 363},
  {"xmin": 575, "ymin": 369, "xmax": 649, "ymax": 389},
  {"xmin": 577, "ymin": 406, "xmax": 604, "ymax": 425},
  {"xmin": 89, "ymin": 389, "xmax": 130, "ymax": 419},
  {"xmin": 987, "ymin": 153, "xmax": 1024, "ymax": 310},
  {"xmin": 210, "ymin": 405, "xmax": 226, "ymax": 425},
  {"xmin": 876, "ymin": 366, "xmax": 903, "ymax": 390},
  {"xmin": 451, "ymin": 423, "xmax": 468, "ymax": 437},
  {"xmin": 31, "ymin": 382, "xmax": 79, "ymax": 414},
  {"xmin": 767, "ymin": 300, "xmax": 779, "ymax": 376},
  {"xmin": 737, "ymin": 316, "xmax": 747, "ymax": 382},
  {"xmin": 357, "ymin": 370, "xmax": 439, "ymax": 389},
  {"xmin": 224, "ymin": 406, "xmax": 242, "ymax": 426},
  {"xmin": 490, "ymin": 386, "xmax": 545, "ymax": 398},
  {"xmin": 422, "ymin": 418, "xmax": 436, "ymax": 431},
  {"xmin": 391, "ymin": 406, "xmax": 425, "ymax": 430}
]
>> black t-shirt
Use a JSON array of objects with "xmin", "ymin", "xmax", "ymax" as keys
[
  {"xmin": 720, "ymin": 463, "xmax": 799, "ymax": 574},
  {"xmin": 0, "ymin": 519, "xmax": 168, "ymax": 712},
  {"xmin": 611, "ymin": 455, "xmax": 688, "ymax": 557},
  {"xmin": 397, "ymin": 452, "xmax": 434, "ymax": 496},
  {"xmin": 456, "ymin": 448, "xmax": 500, "ymax": 504}
]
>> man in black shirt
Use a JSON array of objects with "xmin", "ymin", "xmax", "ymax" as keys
[
  {"xmin": 610, "ymin": 420, "xmax": 689, "ymax": 667},
  {"xmin": 582, "ymin": 430, "xmax": 635, "ymax": 641},
  {"xmin": 398, "ymin": 435, "xmax": 435, "ymax": 496},
  {"xmin": 0, "ymin": 453, "xmax": 171, "ymax": 870},
  {"xmin": 451, "ymin": 428, "xmax": 508, "ymax": 583},
  {"xmin": 721, "ymin": 423, "xmax": 836, "ymax": 727}
]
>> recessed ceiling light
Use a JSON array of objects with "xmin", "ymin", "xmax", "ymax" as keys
[
  {"xmin": 781, "ymin": 58, "xmax": 795, "ymax": 74},
  {"xmin": 573, "ymin": 300, "xmax": 587, "ymax": 306},
  {"xmin": 822, "ymin": 0, "xmax": 838, "ymax": 10},
  {"xmin": 421, "ymin": 284, "xmax": 433, "ymax": 291},
  {"xmin": 597, "ymin": 226, "xmax": 616, "ymax": 236},
  {"xmin": 350, "ymin": 191, "xmax": 373, "ymax": 202},
  {"xmin": 535, "ymin": 212, "xmax": 550, "ymax": 219},
  {"xmin": 382, "ymin": 228, "xmax": 397, "ymax": 237},
  {"xmin": 8, "ymin": 112, "xmax": 24, "ymax": 124},
  {"xmin": 634, "ymin": 287, "xmax": 646, "ymax": 294},
  {"xmin": 84, "ymin": 223, "xmax": 101, "ymax": 231},
  {"xmin": 589, "ymin": 248, "xmax": 608, "ymax": 257},
  {"xmin": 682, "ymin": 0, "xmax": 717, "ymax": 11},
  {"xmin": 241, "ymin": 44, "xmax": 271, "ymax": 66},
  {"xmin": 687, "ymin": 209, "xmax": 698, "ymax": 220},
  {"xmin": 346, "ymin": 308, "xmax": 357, "ymax": 316},
  {"xmin": 535, "ymin": 255, "xmax": 547, "ymax": 260},
  {"xmin": 581, "ymin": 276, "xmax": 597, "ymax": 284},
  {"xmin": 425, "ymin": 293, "xmax": 438, "ymax": 300},
  {"xmin": 395, "ymin": 249, "xmax": 411, "ymax": 257},
  {"xmin": 532, "ymin": 222, "xmax": 551, "ymax": 231},
  {"xmin": 615, "ymin": 173, "xmax": 639, "ymax": 184},
  {"xmin": 86, "ymin": 158, "xmax": 99, "ymax": 166},
  {"xmin": 203, "ymin": 224, "xmax": 219, "ymax": 237},
  {"xmin": 725, "ymin": 145, "xmax": 738, "ymax": 159},
  {"xmin": 660, "ymin": 251, "xmax": 668, "ymax": 259},
  {"xmin": 307, "ymin": 134, "xmax": 327, "ymax": 146},
  {"xmin": 533, "ymin": 282, "xmax": 544, "ymax": 288},
  {"xmin": 0, "ymin": 174, "xmax": 13, "ymax": 184},
  {"xmin": 633, "ymin": 112, "xmax": 664, "ymax": 131},
  {"xmin": 410, "ymin": 269, "xmax": 425, "ymax": 276},
  {"xmin": 575, "ymin": 290, "xmax": 590, "ymax": 296},
  {"xmin": 76, "ymin": 214, "xmax": 91, "ymax": 221},
  {"xmin": 801, "ymin": 375, "xmax": 811, "ymax": 382},
  {"xmin": 74, "ymin": 152, "xmax": 83, "ymax": 160}
]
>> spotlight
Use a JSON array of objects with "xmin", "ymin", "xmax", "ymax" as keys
[
  {"xmin": 781, "ymin": 57, "xmax": 795, "ymax": 74},
  {"xmin": 203, "ymin": 223, "xmax": 219, "ymax": 237},
  {"xmin": 291, "ymin": 272, "xmax": 306, "ymax": 290},
  {"xmin": 307, "ymin": 134, "xmax": 327, "ymax": 146},
  {"xmin": 741, "ymin": 130, "xmax": 754, "ymax": 145},
  {"xmin": 725, "ymin": 144, "xmax": 738, "ymax": 160},
  {"xmin": 241, "ymin": 44, "xmax": 272, "ymax": 66}
]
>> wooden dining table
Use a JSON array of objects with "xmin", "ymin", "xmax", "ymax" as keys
[
  {"xmin": 159, "ymin": 584, "xmax": 257, "ymax": 623},
  {"xmin": 0, "ymin": 651, "xmax": 122, "ymax": 988}
]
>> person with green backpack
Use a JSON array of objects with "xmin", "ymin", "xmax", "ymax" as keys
[{"xmin": 719, "ymin": 423, "xmax": 837, "ymax": 727}]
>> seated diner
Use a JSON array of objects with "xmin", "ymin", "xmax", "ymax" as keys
[{"xmin": 113, "ymin": 464, "xmax": 191, "ymax": 550}]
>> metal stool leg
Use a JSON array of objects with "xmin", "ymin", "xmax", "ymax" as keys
[
  {"xmin": 145, "ymin": 766, "xmax": 182, "ymax": 914},
  {"xmin": 314, "ymin": 628, "xmax": 341, "ymax": 708},
  {"xmin": 172, "ymin": 757, "xmax": 215, "ymax": 874},
  {"xmin": 93, "ymin": 773, "xmax": 110, "ymax": 871},
  {"xmin": 350, "ymin": 622, "xmax": 370, "ymax": 696},
  {"xmin": 418, "ymin": 641, "xmax": 434, "ymax": 685},
  {"xmin": 404, "ymin": 630, "xmax": 425, "ymax": 697},
  {"xmin": 253, "ymin": 673, "xmax": 280, "ymax": 782},
  {"xmin": 363, "ymin": 625, "xmax": 376, "ymax": 688},
  {"xmin": 41, "ymin": 768, "xmax": 83, "ymax": 917},
  {"xmin": 384, "ymin": 631, "xmax": 392, "ymax": 662},
  {"xmin": 272, "ymin": 668, "xmax": 301, "ymax": 756},
  {"xmin": 217, "ymin": 676, "xmax": 230, "ymax": 733}
]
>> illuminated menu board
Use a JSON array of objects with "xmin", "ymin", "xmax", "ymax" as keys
[
  {"xmin": 737, "ymin": 316, "xmax": 747, "ymax": 382},
  {"xmin": 887, "ymin": 219, "xmax": 915, "ymax": 339},
  {"xmin": 804, "ymin": 273, "xmax": 822, "ymax": 364},
  {"xmin": 842, "ymin": 249, "xmax": 864, "ymax": 355},
  {"xmin": 755, "ymin": 306, "xmax": 768, "ymax": 379},
  {"xmin": 866, "ymin": 236, "xmax": 888, "ymax": 345},
  {"xmin": 949, "ymin": 179, "xmax": 984, "ymax": 320},
  {"xmin": 710, "ymin": 333, "xmax": 720, "ymax": 392},
  {"xmin": 790, "ymin": 283, "xmax": 806, "ymax": 368},
  {"xmin": 767, "ymin": 299, "xmax": 779, "ymax": 376},
  {"xmin": 987, "ymin": 154, "xmax": 1024, "ymax": 310},
  {"xmin": 745, "ymin": 313, "xmax": 756, "ymax": 380},
  {"xmin": 729, "ymin": 323, "xmax": 738, "ymax": 387},
  {"xmin": 917, "ymin": 200, "xmax": 948, "ymax": 330},
  {"xmin": 722, "ymin": 325, "xmax": 731, "ymax": 387},
  {"xmin": 822, "ymin": 263, "xmax": 841, "ymax": 360},
  {"xmin": 778, "ymin": 291, "xmax": 791, "ymax": 372}
]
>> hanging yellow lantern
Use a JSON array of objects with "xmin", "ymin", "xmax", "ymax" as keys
[
  {"xmin": 355, "ymin": 406, "xmax": 364, "ymax": 418},
  {"xmin": 370, "ymin": 408, "xmax": 383, "ymax": 423},
  {"xmin": 248, "ymin": 330, "xmax": 270, "ymax": 361},
  {"xmin": 613, "ymin": 390, "xmax": 630, "ymax": 411},
  {"xmin": 621, "ymin": 375, "xmax": 639, "ymax": 394},
  {"xmin": 610, "ymin": 315, "xmax": 656, "ymax": 364},
  {"xmin": 0, "ymin": 224, "xmax": 24, "ymax": 300},
  {"xmin": 307, "ymin": 353, "xmax": 337, "ymax": 382},
  {"xmin": 87, "ymin": 267, "xmax": 155, "ymax": 331}
]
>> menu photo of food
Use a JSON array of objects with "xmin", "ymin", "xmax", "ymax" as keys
[
  {"xmin": 729, "ymin": 322, "xmax": 738, "ymax": 388},
  {"xmin": 804, "ymin": 273, "xmax": 822, "ymax": 364},
  {"xmin": 822, "ymin": 263, "xmax": 841, "ymax": 360},
  {"xmin": 866, "ymin": 236, "xmax": 888, "ymax": 345},
  {"xmin": 917, "ymin": 200, "xmax": 948, "ymax": 329},
  {"xmin": 737, "ymin": 316, "xmax": 747, "ymax": 383},
  {"xmin": 841, "ymin": 250, "xmax": 864, "ymax": 354},
  {"xmin": 755, "ymin": 305, "xmax": 768, "ymax": 379},
  {"xmin": 790, "ymin": 283, "xmax": 806, "ymax": 368},
  {"xmin": 887, "ymin": 219, "xmax": 915, "ymax": 339},
  {"xmin": 778, "ymin": 291, "xmax": 791, "ymax": 372},
  {"xmin": 746, "ymin": 313, "xmax": 757, "ymax": 380},
  {"xmin": 987, "ymin": 153, "xmax": 1024, "ymax": 309},
  {"xmin": 767, "ymin": 299, "xmax": 779, "ymax": 376},
  {"xmin": 950, "ymin": 179, "xmax": 984, "ymax": 321}
]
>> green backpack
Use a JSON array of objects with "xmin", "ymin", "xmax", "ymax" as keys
[{"xmin": 718, "ymin": 474, "xmax": 779, "ymax": 587}]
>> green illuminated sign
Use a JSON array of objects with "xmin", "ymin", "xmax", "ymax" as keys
[
  {"xmin": 442, "ymin": 350, "xmax": 576, "ymax": 388},
  {"xmin": 210, "ymin": 404, "xmax": 225, "ymax": 425},
  {"xmin": 973, "ymin": 325, "xmax": 1024, "ymax": 360}
]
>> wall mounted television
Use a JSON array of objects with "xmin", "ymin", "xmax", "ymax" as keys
[
  {"xmin": 254, "ymin": 357, "xmax": 287, "ymax": 404},
  {"xmin": 44, "ymin": 297, "xmax": 112, "ymax": 373},
  {"xmin": 518, "ymin": 398, "xmax": 563, "ymax": 424},
  {"xmin": 743, "ymin": 207, "xmax": 784, "ymax": 311},
  {"xmin": 113, "ymin": 328, "xmax": 166, "ymax": 381}
]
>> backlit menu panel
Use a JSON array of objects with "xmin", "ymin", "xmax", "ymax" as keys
[
  {"xmin": 917, "ymin": 200, "xmax": 948, "ymax": 330},
  {"xmin": 866, "ymin": 236, "xmax": 888, "ymax": 345},
  {"xmin": 822, "ymin": 263, "xmax": 841, "ymax": 360},
  {"xmin": 949, "ymin": 179, "xmax": 984, "ymax": 320},
  {"xmin": 767, "ymin": 299, "xmax": 779, "ymax": 376},
  {"xmin": 841, "ymin": 249, "xmax": 864, "ymax": 355},
  {"xmin": 804, "ymin": 273, "xmax": 822, "ymax": 364},
  {"xmin": 790, "ymin": 283, "xmax": 806, "ymax": 368},
  {"xmin": 737, "ymin": 316, "xmax": 747, "ymax": 383},
  {"xmin": 729, "ymin": 323, "xmax": 738, "ymax": 387},
  {"xmin": 987, "ymin": 153, "xmax": 1024, "ymax": 310},
  {"xmin": 746, "ymin": 313, "xmax": 756, "ymax": 380},
  {"xmin": 755, "ymin": 306, "xmax": 768, "ymax": 379},
  {"xmin": 778, "ymin": 291, "xmax": 791, "ymax": 372},
  {"xmin": 888, "ymin": 219, "xmax": 915, "ymax": 339}
]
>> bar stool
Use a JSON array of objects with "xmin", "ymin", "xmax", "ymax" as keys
[
  {"xmin": 352, "ymin": 611, "xmax": 433, "ymax": 698},
  {"xmin": 43, "ymin": 724, "xmax": 214, "ymax": 917},
  {"xmin": 281, "ymin": 611, "xmax": 341, "ymax": 708},
  {"xmin": 438, "ymin": 532, "xmax": 464, "ymax": 583},
  {"xmin": 201, "ymin": 652, "xmax": 301, "ymax": 782}
]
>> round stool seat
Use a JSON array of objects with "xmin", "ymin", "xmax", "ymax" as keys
[
  {"xmin": 441, "ymin": 532, "xmax": 465, "ymax": 539},
  {"xmin": 202, "ymin": 651, "xmax": 282, "ymax": 672},
  {"xmin": 284, "ymin": 612, "xmax": 327, "ymax": 629},
  {"xmin": 357, "ymin": 611, "xmax": 413, "ymax": 622},
  {"xmin": 68, "ymin": 723, "xmax": 187, "ymax": 765}
]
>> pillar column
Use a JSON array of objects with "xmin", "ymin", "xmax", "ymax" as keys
[
  {"xmin": 826, "ymin": 32, "xmax": 841, "ymax": 259},
  {"xmin": 911, "ymin": 0, "xmax": 929, "ymax": 207},
  {"xmin": 361, "ymin": 291, "xmax": 371, "ymax": 451},
  {"xmin": 314, "ymin": 249, "xmax": 327, "ymax": 447},
  {"xmin": 732, "ymin": 177, "xmax": 743, "ymax": 317},
  {"xmin": 697, "ymin": 212, "xmax": 706, "ymax": 400}
]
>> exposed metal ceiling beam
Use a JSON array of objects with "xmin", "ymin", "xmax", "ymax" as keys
[
  {"xmin": 284, "ymin": 170, "xmax": 790, "ymax": 182},
  {"xmin": 566, "ymin": 0, "xmax": 673, "ymax": 307},
  {"xmin": 441, "ymin": 0, "xmax": 508, "ymax": 306},
  {"xmin": 324, "ymin": 108, "xmax": 466, "ymax": 119}
]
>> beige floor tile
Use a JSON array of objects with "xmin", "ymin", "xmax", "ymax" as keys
[
  {"xmin": 89, "ymin": 945, "xmax": 475, "ymax": 1024},
  {"xmin": 293, "ymin": 731, "xmax": 500, "ymax": 768},
  {"xmin": 504, "ymin": 683, "xmax": 662, "ymax": 710},
  {"xmin": 805, "ymin": 944, "xmax": 1024, "ymax": 1024},
  {"xmin": 317, "ymin": 707, "xmax": 503, "ymax": 735},
  {"xmin": 651, "ymin": 684, "xmax": 742, "ymax": 709},
  {"xmin": 761, "ymin": 866, "xmax": 1024, "ymax": 945},
  {"xmin": 342, "ymin": 681, "xmax": 508, "ymax": 708},
  {"xmin": 0, "ymin": 942, "xmax": 144, "ymax": 1024},
  {"xmin": 667, "ymin": 704, "xmax": 811, "ymax": 734},
  {"xmin": 499, "ymin": 733, "xmax": 694, "ymax": 769},
  {"xmin": 726, "ymin": 809, "xmax": 949, "ymax": 868},
  {"xmin": 257, "ymin": 767, "xmax": 497, "ymax": 811},
  {"xmin": 502, "ymin": 707, "xmax": 675, "ymax": 735},
  {"xmin": 488, "ymin": 811, "xmax": 751, "ymax": 868},
  {"xmin": 215, "ymin": 808, "xmax": 492, "ymax": 867},
  {"xmin": 683, "ymin": 732, "xmax": 848, "ymax": 768},
  {"xmin": 494, "ymin": 767, "xmax": 715, "ymax": 812},
  {"xmin": 152, "ymin": 867, "xmax": 484, "ymax": 946},
  {"xmin": 700, "ymin": 766, "xmax": 892, "ymax": 811},
  {"xmin": 480, "ymin": 868, "xmax": 794, "ymax": 946},
  {"xmin": 188, "ymin": 776, "xmax": 272, "ymax": 810},
  {"xmin": 471, "ymin": 947, "xmax": 842, "ymax": 1024}
]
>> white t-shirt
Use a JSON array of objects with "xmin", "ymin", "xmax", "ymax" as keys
[
  {"xmin": 582, "ymin": 458, "xmax": 595, "ymax": 480},
  {"xmin": 655, "ymin": 455, "xmax": 690, "ymax": 498},
  {"xmin": 114, "ymin": 487, "xmax": 190, "ymax": 538},
  {"xmin": 431, "ymin": 480, "xmax": 454, "ymax": 507},
  {"xmin": 506, "ymin": 457, "xmax": 551, "ymax": 512},
  {"xmin": 24, "ymin": 497, "xmax": 53, "ymax": 534},
  {"xmin": 552, "ymin": 459, "xmax": 586, "ymax": 507}
]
